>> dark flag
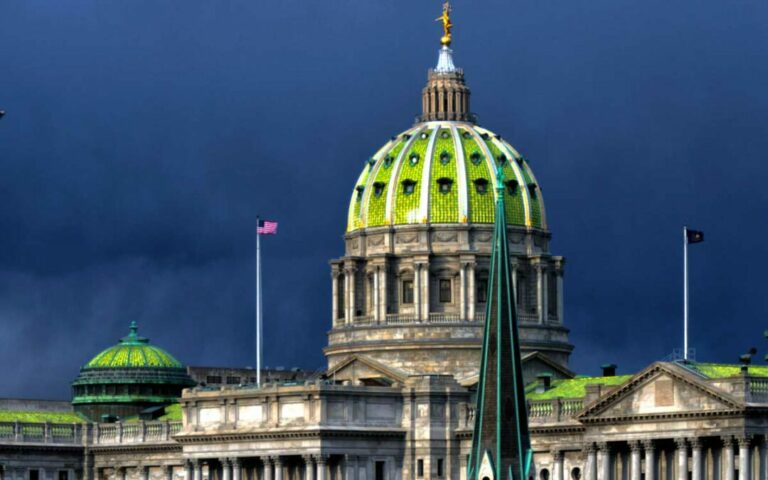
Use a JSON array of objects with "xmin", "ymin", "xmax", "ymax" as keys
[{"xmin": 686, "ymin": 229, "xmax": 704, "ymax": 244}]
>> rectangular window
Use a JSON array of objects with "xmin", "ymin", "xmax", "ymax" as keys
[
  {"xmin": 437, "ymin": 459, "xmax": 444, "ymax": 477},
  {"xmin": 375, "ymin": 461, "xmax": 386, "ymax": 480},
  {"xmin": 439, "ymin": 279, "xmax": 452, "ymax": 303},
  {"xmin": 29, "ymin": 471, "xmax": 39, "ymax": 480},
  {"xmin": 226, "ymin": 376, "xmax": 241, "ymax": 385},
  {"xmin": 337, "ymin": 276, "xmax": 345, "ymax": 318},
  {"xmin": 59, "ymin": 471, "xmax": 69, "ymax": 480},
  {"xmin": 477, "ymin": 279, "xmax": 488, "ymax": 303},
  {"xmin": 402, "ymin": 280, "xmax": 414, "ymax": 304},
  {"xmin": 206, "ymin": 376, "xmax": 222, "ymax": 385},
  {"xmin": 417, "ymin": 459, "xmax": 424, "ymax": 478}
]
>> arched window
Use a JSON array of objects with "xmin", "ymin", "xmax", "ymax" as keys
[
  {"xmin": 437, "ymin": 178, "xmax": 453, "ymax": 194},
  {"xmin": 540, "ymin": 469, "xmax": 550, "ymax": 480},
  {"xmin": 402, "ymin": 180, "xmax": 417, "ymax": 195},
  {"xmin": 470, "ymin": 151, "xmax": 482, "ymax": 165},
  {"xmin": 373, "ymin": 182, "xmax": 386, "ymax": 197},
  {"xmin": 474, "ymin": 178, "xmax": 489, "ymax": 194},
  {"xmin": 571, "ymin": 468, "xmax": 582, "ymax": 480},
  {"xmin": 337, "ymin": 275, "xmax": 345, "ymax": 319},
  {"xmin": 505, "ymin": 180, "xmax": 518, "ymax": 196}
]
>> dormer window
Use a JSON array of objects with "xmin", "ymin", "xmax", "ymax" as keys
[
  {"xmin": 470, "ymin": 151, "xmax": 482, "ymax": 165},
  {"xmin": 497, "ymin": 154, "xmax": 507, "ymax": 165},
  {"xmin": 462, "ymin": 131, "xmax": 472, "ymax": 139},
  {"xmin": 481, "ymin": 133, "xmax": 490, "ymax": 140},
  {"xmin": 528, "ymin": 183, "xmax": 538, "ymax": 197},
  {"xmin": 367, "ymin": 157, "xmax": 376, "ymax": 167},
  {"xmin": 474, "ymin": 178, "xmax": 489, "ymax": 194},
  {"xmin": 383, "ymin": 155, "xmax": 394, "ymax": 168},
  {"xmin": 402, "ymin": 133, "xmax": 412, "ymax": 140},
  {"xmin": 439, "ymin": 151, "xmax": 451, "ymax": 165},
  {"xmin": 516, "ymin": 156, "xmax": 525, "ymax": 165},
  {"xmin": 409, "ymin": 152, "xmax": 420, "ymax": 166},
  {"xmin": 437, "ymin": 178, "xmax": 453, "ymax": 194},
  {"xmin": 440, "ymin": 130, "xmax": 451, "ymax": 139},
  {"xmin": 402, "ymin": 179, "xmax": 417, "ymax": 195},
  {"xmin": 356, "ymin": 185, "xmax": 365, "ymax": 200},
  {"xmin": 373, "ymin": 182, "xmax": 386, "ymax": 197},
  {"xmin": 420, "ymin": 132, "xmax": 429, "ymax": 140},
  {"xmin": 505, "ymin": 180, "xmax": 518, "ymax": 195}
]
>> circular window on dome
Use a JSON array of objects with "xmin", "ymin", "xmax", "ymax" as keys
[
  {"xmin": 440, "ymin": 130, "xmax": 451, "ymax": 139},
  {"xmin": 505, "ymin": 179, "xmax": 518, "ymax": 196},
  {"xmin": 437, "ymin": 177, "xmax": 453, "ymax": 194},
  {"xmin": 383, "ymin": 155, "xmax": 394, "ymax": 168},
  {"xmin": 516, "ymin": 155, "xmax": 525, "ymax": 165},
  {"xmin": 481, "ymin": 132, "xmax": 490, "ymax": 140},
  {"xmin": 409, "ymin": 152, "xmax": 420, "ymax": 166},
  {"xmin": 420, "ymin": 132, "xmax": 429, "ymax": 140},
  {"xmin": 474, "ymin": 178, "xmax": 489, "ymax": 195},
  {"xmin": 373, "ymin": 182, "xmax": 386, "ymax": 197},
  {"xmin": 439, "ymin": 151, "xmax": 451, "ymax": 165},
  {"xmin": 470, "ymin": 151, "xmax": 482, "ymax": 165},
  {"xmin": 402, "ymin": 179, "xmax": 417, "ymax": 195},
  {"xmin": 462, "ymin": 130, "xmax": 472, "ymax": 139}
]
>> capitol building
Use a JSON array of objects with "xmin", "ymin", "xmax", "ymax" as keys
[{"xmin": 2, "ymin": 9, "xmax": 768, "ymax": 480}]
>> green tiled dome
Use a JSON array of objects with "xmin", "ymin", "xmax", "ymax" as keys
[
  {"xmin": 85, "ymin": 322, "xmax": 183, "ymax": 369},
  {"xmin": 347, "ymin": 122, "xmax": 546, "ymax": 232}
]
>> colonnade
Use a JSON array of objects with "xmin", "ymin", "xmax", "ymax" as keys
[
  {"xmin": 331, "ymin": 257, "xmax": 564, "ymax": 326},
  {"xmin": 185, "ymin": 456, "xmax": 334, "ymax": 480},
  {"xmin": 547, "ymin": 436, "xmax": 767, "ymax": 480}
]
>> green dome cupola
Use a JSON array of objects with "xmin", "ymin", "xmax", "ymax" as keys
[
  {"xmin": 72, "ymin": 322, "xmax": 195, "ymax": 421},
  {"xmin": 347, "ymin": 124, "xmax": 546, "ymax": 232}
]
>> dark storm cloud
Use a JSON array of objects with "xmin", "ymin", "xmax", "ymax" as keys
[{"xmin": 0, "ymin": 0, "xmax": 767, "ymax": 399}]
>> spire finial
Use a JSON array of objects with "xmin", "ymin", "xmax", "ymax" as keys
[
  {"xmin": 129, "ymin": 320, "xmax": 138, "ymax": 336},
  {"xmin": 436, "ymin": 2, "xmax": 453, "ymax": 46}
]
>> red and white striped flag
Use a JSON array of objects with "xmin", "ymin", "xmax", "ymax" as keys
[{"xmin": 257, "ymin": 220, "xmax": 278, "ymax": 235}]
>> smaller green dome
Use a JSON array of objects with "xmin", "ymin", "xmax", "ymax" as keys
[{"xmin": 85, "ymin": 321, "xmax": 183, "ymax": 369}]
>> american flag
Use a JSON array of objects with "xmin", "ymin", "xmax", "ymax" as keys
[{"xmin": 257, "ymin": 220, "xmax": 278, "ymax": 235}]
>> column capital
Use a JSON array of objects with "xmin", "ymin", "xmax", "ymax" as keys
[
  {"xmin": 219, "ymin": 458, "xmax": 231, "ymax": 466},
  {"xmin": 674, "ymin": 438, "xmax": 687, "ymax": 449},
  {"xmin": 737, "ymin": 435, "xmax": 752, "ymax": 447},
  {"xmin": 583, "ymin": 443, "xmax": 596, "ymax": 454},
  {"xmin": 302, "ymin": 455, "xmax": 314, "ymax": 464},
  {"xmin": 230, "ymin": 458, "xmax": 241, "ymax": 467},
  {"xmin": 722, "ymin": 436, "xmax": 734, "ymax": 447},
  {"xmin": 596, "ymin": 442, "xmax": 609, "ymax": 452},
  {"xmin": 629, "ymin": 441, "xmax": 642, "ymax": 452},
  {"xmin": 551, "ymin": 450, "xmax": 564, "ymax": 461},
  {"xmin": 643, "ymin": 440, "xmax": 656, "ymax": 451},
  {"xmin": 270, "ymin": 456, "xmax": 283, "ymax": 466},
  {"xmin": 689, "ymin": 438, "xmax": 702, "ymax": 449},
  {"xmin": 313, "ymin": 454, "xmax": 329, "ymax": 465}
]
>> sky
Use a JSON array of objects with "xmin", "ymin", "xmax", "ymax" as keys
[{"xmin": 0, "ymin": 0, "xmax": 767, "ymax": 400}]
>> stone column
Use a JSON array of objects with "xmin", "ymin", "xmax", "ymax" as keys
[
  {"xmin": 511, "ymin": 260, "xmax": 519, "ymax": 306},
  {"xmin": 140, "ymin": 466, "xmax": 149, "ymax": 480},
  {"xmin": 222, "ymin": 459, "xmax": 232, "ymax": 480},
  {"xmin": 372, "ymin": 268, "xmax": 380, "ymax": 323},
  {"xmin": 314, "ymin": 456, "xmax": 327, "ymax": 480},
  {"xmin": 467, "ymin": 262, "xmax": 476, "ymax": 321},
  {"xmin": 379, "ymin": 263, "xmax": 388, "ymax": 320},
  {"xmin": 723, "ymin": 437, "xmax": 735, "ymax": 480},
  {"xmin": 343, "ymin": 271, "xmax": 350, "ymax": 324},
  {"xmin": 535, "ymin": 262, "xmax": 546, "ymax": 324},
  {"xmin": 598, "ymin": 443, "xmax": 611, "ymax": 480},
  {"xmin": 555, "ymin": 263, "xmax": 564, "ymax": 324},
  {"xmin": 414, "ymin": 263, "xmax": 422, "ymax": 321},
  {"xmin": 421, "ymin": 262, "xmax": 430, "ymax": 321},
  {"xmin": 758, "ymin": 435, "xmax": 767, "ymax": 480},
  {"xmin": 263, "ymin": 459, "xmax": 274, "ymax": 480},
  {"xmin": 584, "ymin": 444, "xmax": 597, "ymax": 480},
  {"xmin": 738, "ymin": 437, "xmax": 752, "ymax": 480},
  {"xmin": 675, "ymin": 439, "xmax": 688, "ymax": 480},
  {"xmin": 331, "ymin": 271, "xmax": 340, "ymax": 325},
  {"xmin": 630, "ymin": 442, "xmax": 642, "ymax": 480},
  {"xmin": 690, "ymin": 439, "xmax": 702, "ymax": 480},
  {"xmin": 303, "ymin": 457, "xmax": 314, "ymax": 480},
  {"xmin": 232, "ymin": 460, "xmax": 241, "ymax": 480},
  {"xmin": 643, "ymin": 441, "xmax": 656, "ymax": 480},
  {"xmin": 459, "ymin": 262, "xmax": 467, "ymax": 320},
  {"xmin": 346, "ymin": 266, "xmax": 357, "ymax": 322},
  {"xmin": 273, "ymin": 458, "xmax": 283, "ymax": 480},
  {"xmin": 553, "ymin": 451, "xmax": 564, "ymax": 480}
]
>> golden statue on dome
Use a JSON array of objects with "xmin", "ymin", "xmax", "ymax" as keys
[{"xmin": 436, "ymin": 1, "xmax": 453, "ymax": 46}]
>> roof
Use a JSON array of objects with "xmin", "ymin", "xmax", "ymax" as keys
[
  {"xmin": 680, "ymin": 362, "xmax": 768, "ymax": 379},
  {"xmin": 84, "ymin": 321, "xmax": 184, "ymax": 370},
  {"xmin": 347, "ymin": 122, "xmax": 545, "ymax": 232},
  {"xmin": 0, "ymin": 410, "xmax": 84, "ymax": 423},
  {"xmin": 525, "ymin": 375, "xmax": 633, "ymax": 401}
]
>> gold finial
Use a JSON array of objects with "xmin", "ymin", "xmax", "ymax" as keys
[{"xmin": 436, "ymin": 1, "xmax": 453, "ymax": 46}]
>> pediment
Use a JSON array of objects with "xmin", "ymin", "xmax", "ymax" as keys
[
  {"xmin": 459, "ymin": 351, "xmax": 574, "ymax": 387},
  {"xmin": 579, "ymin": 362, "xmax": 742, "ymax": 421},
  {"xmin": 326, "ymin": 354, "xmax": 408, "ymax": 386}
]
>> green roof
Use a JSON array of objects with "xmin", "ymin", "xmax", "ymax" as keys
[
  {"xmin": 684, "ymin": 362, "xmax": 768, "ymax": 379},
  {"xmin": 525, "ymin": 375, "xmax": 633, "ymax": 400},
  {"xmin": 84, "ymin": 322, "xmax": 184, "ymax": 369},
  {"xmin": 0, "ymin": 410, "xmax": 85, "ymax": 423},
  {"xmin": 159, "ymin": 403, "xmax": 182, "ymax": 421},
  {"xmin": 347, "ymin": 122, "xmax": 545, "ymax": 232}
]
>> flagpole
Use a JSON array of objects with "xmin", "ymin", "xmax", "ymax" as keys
[
  {"xmin": 256, "ymin": 216, "xmax": 262, "ymax": 387},
  {"xmin": 683, "ymin": 226, "xmax": 689, "ymax": 361}
]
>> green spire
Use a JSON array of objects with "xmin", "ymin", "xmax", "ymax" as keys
[{"xmin": 468, "ymin": 166, "xmax": 532, "ymax": 480}]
